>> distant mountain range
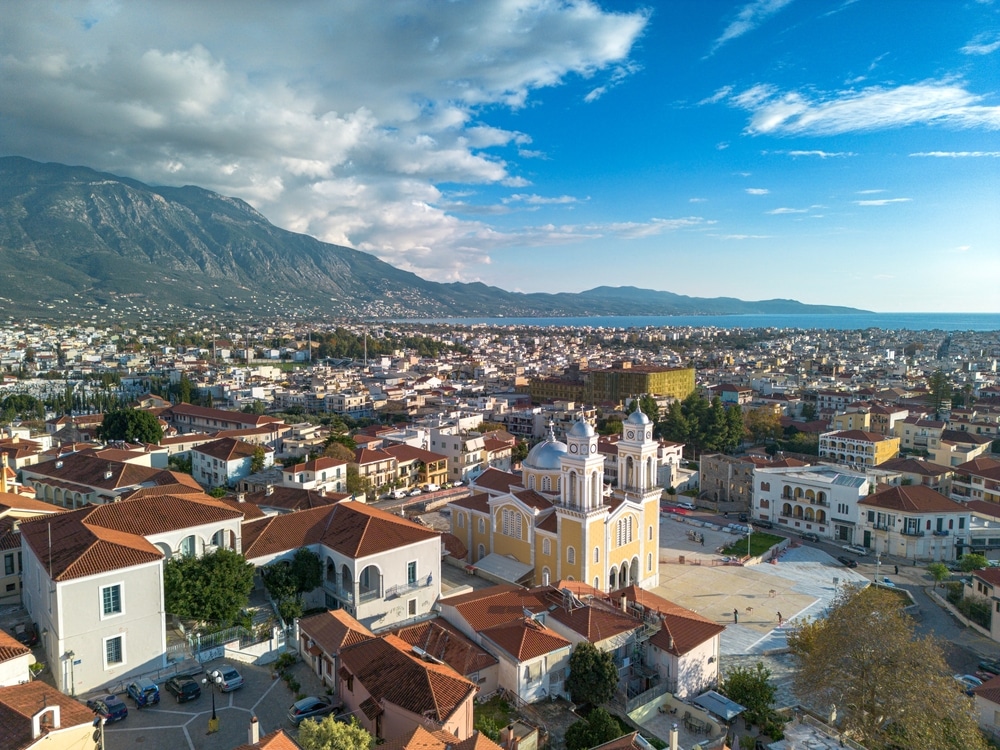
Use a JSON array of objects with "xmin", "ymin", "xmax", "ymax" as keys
[{"xmin": 0, "ymin": 156, "xmax": 866, "ymax": 321}]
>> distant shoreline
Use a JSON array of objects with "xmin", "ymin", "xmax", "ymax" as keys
[{"xmin": 395, "ymin": 312, "xmax": 1000, "ymax": 332}]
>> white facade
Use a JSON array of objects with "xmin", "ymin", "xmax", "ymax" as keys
[
  {"xmin": 753, "ymin": 465, "xmax": 870, "ymax": 544},
  {"xmin": 22, "ymin": 544, "xmax": 165, "ymax": 695},
  {"xmin": 487, "ymin": 640, "xmax": 571, "ymax": 704},
  {"xmin": 648, "ymin": 633, "xmax": 720, "ymax": 700}
]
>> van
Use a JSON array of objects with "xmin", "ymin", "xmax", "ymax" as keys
[
  {"xmin": 392, "ymin": 489, "xmax": 407, "ymax": 500},
  {"xmin": 424, "ymin": 483, "xmax": 440, "ymax": 493}
]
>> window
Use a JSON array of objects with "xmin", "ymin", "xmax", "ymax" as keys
[
  {"xmin": 648, "ymin": 552, "xmax": 652, "ymax": 571},
  {"xmin": 616, "ymin": 517, "xmax": 633, "ymax": 547},
  {"xmin": 104, "ymin": 635, "xmax": 124, "ymax": 668},
  {"xmin": 478, "ymin": 517, "xmax": 485, "ymax": 534},
  {"xmin": 542, "ymin": 538, "xmax": 551, "ymax": 556},
  {"xmin": 407, "ymin": 561, "xmax": 417, "ymax": 585},
  {"xmin": 407, "ymin": 598, "xmax": 417, "ymax": 617},
  {"xmin": 101, "ymin": 584, "xmax": 122, "ymax": 617},
  {"xmin": 542, "ymin": 567, "xmax": 551, "ymax": 585},
  {"xmin": 179, "ymin": 535, "xmax": 196, "ymax": 557},
  {"xmin": 567, "ymin": 546, "xmax": 575, "ymax": 565},
  {"xmin": 648, "ymin": 525, "xmax": 653, "ymax": 541},
  {"xmin": 501, "ymin": 509, "xmax": 523, "ymax": 539},
  {"xmin": 3, "ymin": 554, "xmax": 12, "ymax": 576},
  {"xmin": 478, "ymin": 544, "xmax": 485, "ymax": 561},
  {"xmin": 458, "ymin": 513, "xmax": 465, "ymax": 528}
]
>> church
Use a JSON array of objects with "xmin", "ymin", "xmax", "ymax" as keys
[{"xmin": 448, "ymin": 409, "xmax": 661, "ymax": 592}]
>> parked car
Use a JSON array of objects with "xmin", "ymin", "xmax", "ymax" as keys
[
  {"xmin": 878, "ymin": 577, "xmax": 896, "ymax": 587},
  {"xmin": 13, "ymin": 622, "xmax": 38, "ymax": 647},
  {"xmin": 755, "ymin": 519, "xmax": 774, "ymax": 529},
  {"xmin": 979, "ymin": 659, "xmax": 1000, "ymax": 676},
  {"xmin": 842, "ymin": 544, "xmax": 867, "ymax": 556},
  {"xmin": 210, "ymin": 664, "xmax": 244, "ymax": 692},
  {"xmin": 452, "ymin": 480, "xmax": 464, "ymax": 486},
  {"xmin": 87, "ymin": 694, "xmax": 129, "ymax": 723},
  {"xmin": 836, "ymin": 556, "xmax": 858, "ymax": 568},
  {"xmin": 955, "ymin": 674, "xmax": 983, "ymax": 695},
  {"xmin": 423, "ymin": 483, "xmax": 440, "ymax": 493},
  {"xmin": 409, "ymin": 489, "xmax": 423, "ymax": 497},
  {"xmin": 738, "ymin": 513, "xmax": 749, "ymax": 522},
  {"xmin": 391, "ymin": 489, "xmax": 407, "ymax": 499},
  {"xmin": 126, "ymin": 678, "xmax": 160, "ymax": 708},
  {"xmin": 676, "ymin": 501, "xmax": 696, "ymax": 511},
  {"xmin": 287, "ymin": 695, "xmax": 343, "ymax": 726},
  {"xmin": 164, "ymin": 676, "xmax": 202, "ymax": 703},
  {"xmin": 801, "ymin": 532, "xmax": 820, "ymax": 542}
]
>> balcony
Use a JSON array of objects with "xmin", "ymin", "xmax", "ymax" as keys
[
  {"xmin": 358, "ymin": 587, "xmax": 381, "ymax": 603},
  {"xmin": 325, "ymin": 585, "xmax": 354, "ymax": 605},
  {"xmin": 873, "ymin": 523, "xmax": 891, "ymax": 531},
  {"xmin": 901, "ymin": 528, "xmax": 925, "ymax": 537},
  {"xmin": 384, "ymin": 574, "xmax": 433, "ymax": 599},
  {"xmin": 933, "ymin": 530, "xmax": 950, "ymax": 537}
]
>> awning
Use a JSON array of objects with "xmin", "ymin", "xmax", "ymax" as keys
[
  {"xmin": 471, "ymin": 553, "xmax": 534, "ymax": 584},
  {"xmin": 692, "ymin": 690, "xmax": 745, "ymax": 722}
]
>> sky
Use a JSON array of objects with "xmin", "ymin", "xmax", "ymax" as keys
[{"xmin": 1, "ymin": 1, "xmax": 998, "ymax": 313}]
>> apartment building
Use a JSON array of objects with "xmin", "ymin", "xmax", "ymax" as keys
[{"xmin": 818, "ymin": 429, "xmax": 900, "ymax": 467}]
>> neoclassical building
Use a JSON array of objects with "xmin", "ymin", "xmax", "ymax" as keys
[{"xmin": 449, "ymin": 411, "xmax": 661, "ymax": 593}]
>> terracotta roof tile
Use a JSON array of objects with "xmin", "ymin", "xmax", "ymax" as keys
[
  {"xmin": 299, "ymin": 610, "xmax": 374, "ymax": 655},
  {"xmin": 480, "ymin": 618, "xmax": 570, "ymax": 661},
  {"xmin": 0, "ymin": 681, "xmax": 96, "ymax": 750},
  {"xmin": 340, "ymin": 636, "xmax": 477, "ymax": 723},
  {"xmin": 470, "ymin": 469, "xmax": 522, "ymax": 494},
  {"xmin": 232, "ymin": 728, "xmax": 303, "ymax": 750},
  {"xmin": 611, "ymin": 586, "xmax": 724, "ymax": 656},
  {"xmin": 859, "ymin": 484, "xmax": 967, "ymax": 513},
  {"xmin": 0, "ymin": 630, "xmax": 30, "ymax": 664},
  {"xmin": 388, "ymin": 618, "xmax": 497, "ymax": 676}
]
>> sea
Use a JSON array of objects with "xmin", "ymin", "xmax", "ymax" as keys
[{"xmin": 405, "ymin": 313, "xmax": 1000, "ymax": 332}]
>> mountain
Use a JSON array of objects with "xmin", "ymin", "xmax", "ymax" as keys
[{"xmin": 0, "ymin": 157, "xmax": 866, "ymax": 321}]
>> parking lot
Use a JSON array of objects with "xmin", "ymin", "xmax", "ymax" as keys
[{"xmin": 104, "ymin": 659, "xmax": 324, "ymax": 750}]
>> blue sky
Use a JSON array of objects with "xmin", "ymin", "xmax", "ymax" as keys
[{"xmin": 1, "ymin": 1, "xmax": 998, "ymax": 311}]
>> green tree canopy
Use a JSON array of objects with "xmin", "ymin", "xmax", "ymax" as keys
[
  {"xmin": 960, "ymin": 553, "xmax": 989, "ymax": 572},
  {"xmin": 927, "ymin": 369, "xmax": 952, "ymax": 417},
  {"xmin": 565, "ymin": 642, "xmax": 619, "ymax": 707},
  {"xmin": 250, "ymin": 445, "xmax": 266, "ymax": 473},
  {"xmin": 788, "ymin": 584, "xmax": 987, "ymax": 750},
  {"xmin": 719, "ymin": 662, "xmax": 777, "ymax": 727},
  {"xmin": 298, "ymin": 715, "xmax": 374, "ymax": 750},
  {"xmin": 564, "ymin": 708, "xmax": 624, "ymax": 750},
  {"xmin": 744, "ymin": 407, "xmax": 782, "ymax": 445},
  {"xmin": 96, "ymin": 408, "xmax": 164, "ymax": 444},
  {"xmin": 926, "ymin": 562, "xmax": 950, "ymax": 587},
  {"xmin": 164, "ymin": 548, "xmax": 255, "ymax": 627},
  {"xmin": 290, "ymin": 547, "xmax": 323, "ymax": 593}
]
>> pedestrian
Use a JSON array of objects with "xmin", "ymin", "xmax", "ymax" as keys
[
  {"xmin": 700, "ymin": 536, "xmax": 705, "ymax": 546},
  {"xmin": 733, "ymin": 608, "xmax": 739, "ymax": 624},
  {"xmin": 777, "ymin": 611, "xmax": 783, "ymax": 626},
  {"xmin": 894, "ymin": 564, "xmax": 899, "ymax": 575}
]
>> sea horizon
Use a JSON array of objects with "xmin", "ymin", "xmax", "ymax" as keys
[{"xmin": 401, "ymin": 312, "xmax": 1000, "ymax": 332}]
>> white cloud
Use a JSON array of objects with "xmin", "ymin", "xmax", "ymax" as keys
[
  {"xmin": 962, "ymin": 32, "xmax": 1000, "ymax": 55},
  {"xmin": 910, "ymin": 151, "xmax": 1000, "ymax": 157},
  {"xmin": 503, "ymin": 194, "xmax": 583, "ymax": 205},
  {"xmin": 689, "ymin": 197, "xmax": 708, "ymax": 203},
  {"xmin": 853, "ymin": 197, "xmax": 912, "ymax": 206},
  {"xmin": 746, "ymin": 188, "xmax": 770, "ymax": 195},
  {"xmin": 699, "ymin": 85, "xmax": 734, "ymax": 105},
  {"xmin": 709, "ymin": 0, "xmax": 796, "ymax": 55},
  {"xmin": 856, "ymin": 189, "xmax": 885, "ymax": 194},
  {"xmin": 766, "ymin": 207, "xmax": 807, "ymax": 214},
  {"xmin": 0, "ymin": 0, "xmax": 649, "ymax": 280},
  {"xmin": 712, "ymin": 233, "xmax": 772, "ymax": 240},
  {"xmin": 517, "ymin": 217, "xmax": 710, "ymax": 244},
  {"xmin": 951, "ymin": 245, "xmax": 971, "ymax": 253},
  {"xmin": 725, "ymin": 79, "xmax": 1000, "ymax": 135},
  {"xmin": 784, "ymin": 149, "xmax": 855, "ymax": 157}
]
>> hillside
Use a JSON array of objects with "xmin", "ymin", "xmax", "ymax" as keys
[{"xmin": 0, "ymin": 157, "xmax": 866, "ymax": 321}]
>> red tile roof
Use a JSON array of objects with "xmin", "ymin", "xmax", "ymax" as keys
[
  {"xmin": 0, "ymin": 630, "xmax": 30, "ymax": 665},
  {"xmin": 193, "ymin": 437, "xmax": 263, "ymax": 461},
  {"xmin": 299, "ymin": 609, "xmax": 374, "ymax": 655},
  {"xmin": 470, "ymin": 469, "xmax": 522, "ymax": 494},
  {"xmin": 480, "ymin": 618, "xmax": 570, "ymax": 661},
  {"xmin": 233, "ymin": 728, "xmax": 303, "ymax": 750},
  {"xmin": 388, "ymin": 618, "xmax": 497, "ymax": 676},
  {"xmin": 611, "ymin": 586, "xmax": 724, "ymax": 656},
  {"xmin": 0, "ymin": 681, "xmax": 96, "ymax": 749},
  {"xmin": 859, "ymin": 485, "xmax": 967, "ymax": 513},
  {"xmin": 340, "ymin": 635, "xmax": 477, "ymax": 723},
  {"xmin": 440, "ymin": 584, "xmax": 551, "ymax": 631}
]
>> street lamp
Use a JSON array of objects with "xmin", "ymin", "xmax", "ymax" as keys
[
  {"xmin": 203, "ymin": 671, "xmax": 222, "ymax": 733},
  {"xmin": 875, "ymin": 553, "xmax": 881, "ymax": 586},
  {"xmin": 65, "ymin": 650, "xmax": 75, "ymax": 697}
]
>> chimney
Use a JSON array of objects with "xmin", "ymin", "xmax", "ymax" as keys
[
  {"xmin": 248, "ymin": 715, "xmax": 260, "ymax": 744},
  {"xmin": 620, "ymin": 595, "xmax": 627, "ymax": 613},
  {"xmin": 669, "ymin": 723, "xmax": 679, "ymax": 750},
  {"xmin": 236, "ymin": 492, "xmax": 246, "ymax": 503},
  {"xmin": 265, "ymin": 484, "xmax": 274, "ymax": 496},
  {"xmin": 0, "ymin": 453, "xmax": 8, "ymax": 494}
]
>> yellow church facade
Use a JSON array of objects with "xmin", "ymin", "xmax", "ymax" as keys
[{"xmin": 449, "ymin": 411, "xmax": 661, "ymax": 592}]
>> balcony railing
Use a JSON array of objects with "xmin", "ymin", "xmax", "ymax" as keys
[
  {"xmin": 901, "ymin": 528, "xmax": 925, "ymax": 537},
  {"xmin": 384, "ymin": 574, "xmax": 434, "ymax": 599},
  {"xmin": 358, "ymin": 587, "xmax": 381, "ymax": 603},
  {"xmin": 873, "ymin": 523, "xmax": 891, "ymax": 531},
  {"xmin": 933, "ymin": 530, "xmax": 950, "ymax": 537},
  {"xmin": 326, "ymin": 585, "xmax": 354, "ymax": 605}
]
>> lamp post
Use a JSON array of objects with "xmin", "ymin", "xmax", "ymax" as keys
[
  {"xmin": 66, "ymin": 650, "xmax": 75, "ymax": 697},
  {"xmin": 875, "ymin": 553, "xmax": 881, "ymax": 586},
  {"xmin": 203, "ymin": 671, "xmax": 221, "ymax": 733}
]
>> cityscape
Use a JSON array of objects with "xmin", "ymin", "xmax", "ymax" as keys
[{"xmin": 1, "ymin": 2, "xmax": 999, "ymax": 750}]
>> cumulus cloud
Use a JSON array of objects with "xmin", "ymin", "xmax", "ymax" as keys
[
  {"xmin": 783, "ymin": 150, "xmax": 855, "ymax": 157},
  {"xmin": 503, "ymin": 194, "xmax": 585, "ymax": 206},
  {"xmin": 746, "ymin": 188, "xmax": 770, "ymax": 195},
  {"xmin": 0, "ymin": 0, "xmax": 648, "ymax": 280},
  {"xmin": 766, "ymin": 207, "xmax": 807, "ymax": 214},
  {"xmin": 720, "ymin": 79, "xmax": 1000, "ymax": 135}
]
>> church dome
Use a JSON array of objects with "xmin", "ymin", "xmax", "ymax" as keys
[
  {"xmin": 567, "ymin": 419, "xmax": 596, "ymax": 439},
  {"xmin": 625, "ymin": 408, "xmax": 650, "ymax": 426},
  {"xmin": 524, "ymin": 436, "xmax": 568, "ymax": 470}
]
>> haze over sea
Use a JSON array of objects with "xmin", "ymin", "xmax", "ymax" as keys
[{"xmin": 410, "ymin": 313, "xmax": 1000, "ymax": 332}]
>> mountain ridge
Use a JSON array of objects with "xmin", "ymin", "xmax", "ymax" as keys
[{"xmin": 0, "ymin": 156, "xmax": 868, "ymax": 321}]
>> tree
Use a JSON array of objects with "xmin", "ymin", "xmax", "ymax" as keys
[
  {"xmin": 960, "ymin": 553, "xmax": 989, "ymax": 572},
  {"xmin": 164, "ymin": 548, "xmax": 255, "ymax": 627},
  {"xmin": 719, "ymin": 662, "xmax": 777, "ymax": 727},
  {"xmin": 298, "ymin": 715, "xmax": 374, "ymax": 750},
  {"xmin": 177, "ymin": 373, "xmax": 193, "ymax": 404},
  {"xmin": 800, "ymin": 402, "xmax": 817, "ymax": 422},
  {"xmin": 242, "ymin": 400, "xmax": 266, "ymax": 415},
  {"xmin": 788, "ymin": 584, "xmax": 988, "ymax": 750},
  {"xmin": 744, "ymin": 407, "xmax": 782, "ymax": 445},
  {"xmin": 250, "ymin": 445, "xmax": 266, "ymax": 473},
  {"xmin": 926, "ymin": 562, "xmax": 950, "ymax": 588},
  {"xmin": 565, "ymin": 642, "xmax": 619, "ymax": 707},
  {"xmin": 290, "ymin": 547, "xmax": 323, "ymax": 592},
  {"xmin": 639, "ymin": 394, "xmax": 660, "ymax": 424},
  {"xmin": 324, "ymin": 441, "xmax": 356, "ymax": 463},
  {"xmin": 564, "ymin": 708, "xmax": 623, "ymax": 750},
  {"xmin": 96, "ymin": 408, "xmax": 164, "ymax": 444},
  {"xmin": 927, "ymin": 369, "xmax": 952, "ymax": 417},
  {"xmin": 512, "ymin": 440, "xmax": 529, "ymax": 463}
]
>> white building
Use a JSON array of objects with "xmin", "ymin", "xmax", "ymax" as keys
[{"xmin": 858, "ymin": 484, "xmax": 971, "ymax": 561}]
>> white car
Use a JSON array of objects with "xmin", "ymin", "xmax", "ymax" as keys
[
  {"xmin": 676, "ymin": 501, "xmax": 696, "ymax": 511},
  {"xmin": 842, "ymin": 544, "xmax": 867, "ymax": 555},
  {"xmin": 409, "ymin": 489, "xmax": 423, "ymax": 497}
]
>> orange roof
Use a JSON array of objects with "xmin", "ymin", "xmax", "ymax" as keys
[
  {"xmin": 233, "ymin": 728, "xmax": 303, "ymax": 750},
  {"xmin": 480, "ymin": 618, "xmax": 570, "ymax": 661},
  {"xmin": 440, "ymin": 584, "xmax": 551, "ymax": 631},
  {"xmin": 0, "ymin": 630, "xmax": 30, "ymax": 664},
  {"xmin": 389, "ymin": 618, "xmax": 497, "ymax": 676},
  {"xmin": 299, "ymin": 609, "xmax": 374, "ymax": 655},
  {"xmin": 0, "ymin": 681, "xmax": 96, "ymax": 749},
  {"xmin": 859, "ymin": 484, "xmax": 967, "ymax": 513},
  {"xmin": 611, "ymin": 586, "xmax": 725, "ymax": 656}
]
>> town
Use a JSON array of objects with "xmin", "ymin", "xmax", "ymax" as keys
[{"xmin": 0, "ymin": 317, "xmax": 999, "ymax": 750}]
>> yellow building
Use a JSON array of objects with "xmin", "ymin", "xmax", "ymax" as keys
[
  {"xmin": 584, "ymin": 365, "xmax": 695, "ymax": 405},
  {"xmin": 818, "ymin": 430, "xmax": 900, "ymax": 467},
  {"xmin": 449, "ymin": 411, "xmax": 661, "ymax": 592}
]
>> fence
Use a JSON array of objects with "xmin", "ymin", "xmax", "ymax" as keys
[
  {"xmin": 800, "ymin": 713, "xmax": 867, "ymax": 749},
  {"xmin": 618, "ymin": 681, "xmax": 669, "ymax": 713}
]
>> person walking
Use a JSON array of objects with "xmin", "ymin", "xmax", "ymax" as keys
[
  {"xmin": 894, "ymin": 564, "xmax": 899, "ymax": 575},
  {"xmin": 733, "ymin": 608, "xmax": 739, "ymax": 624},
  {"xmin": 777, "ymin": 611, "xmax": 783, "ymax": 626}
]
